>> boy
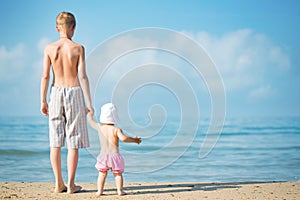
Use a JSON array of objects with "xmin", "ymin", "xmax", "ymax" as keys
[
  {"xmin": 40, "ymin": 11, "xmax": 93, "ymax": 194},
  {"xmin": 87, "ymin": 103, "xmax": 141, "ymax": 196}
]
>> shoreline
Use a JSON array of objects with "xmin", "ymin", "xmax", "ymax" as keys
[{"xmin": 1, "ymin": 181, "xmax": 299, "ymax": 200}]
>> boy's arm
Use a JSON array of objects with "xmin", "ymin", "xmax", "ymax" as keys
[
  {"xmin": 78, "ymin": 45, "xmax": 94, "ymax": 113},
  {"xmin": 87, "ymin": 111, "xmax": 99, "ymax": 130},
  {"xmin": 40, "ymin": 47, "xmax": 51, "ymax": 116},
  {"xmin": 116, "ymin": 128, "xmax": 142, "ymax": 144}
]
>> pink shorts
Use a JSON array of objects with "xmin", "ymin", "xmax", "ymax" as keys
[{"xmin": 95, "ymin": 153, "xmax": 125, "ymax": 173}]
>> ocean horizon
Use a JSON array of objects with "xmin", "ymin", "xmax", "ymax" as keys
[{"xmin": 0, "ymin": 115, "xmax": 299, "ymax": 183}]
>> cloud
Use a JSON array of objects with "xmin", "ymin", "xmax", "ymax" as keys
[
  {"xmin": 32, "ymin": 37, "xmax": 52, "ymax": 78},
  {"xmin": 268, "ymin": 46, "xmax": 290, "ymax": 71},
  {"xmin": 94, "ymin": 28, "xmax": 291, "ymax": 98},
  {"xmin": 0, "ymin": 37, "xmax": 51, "ymax": 116},
  {"xmin": 0, "ymin": 44, "xmax": 28, "ymax": 83},
  {"xmin": 248, "ymin": 85, "xmax": 276, "ymax": 100},
  {"xmin": 183, "ymin": 29, "xmax": 291, "ymax": 91},
  {"xmin": 0, "ymin": 37, "xmax": 47, "ymax": 84},
  {"xmin": 87, "ymin": 29, "xmax": 221, "ymax": 119},
  {"xmin": 86, "ymin": 28, "xmax": 291, "ymax": 119},
  {"xmin": 94, "ymin": 29, "xmax": 291, "ymax": 98},
  {"xmin": 37, "ymin": 37, "xmax": 51, "ymax": 54}
]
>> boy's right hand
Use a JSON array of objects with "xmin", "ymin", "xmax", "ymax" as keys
[{"xmin": 41, "ymin": 102, "xmax": 49, "ymax": 116}]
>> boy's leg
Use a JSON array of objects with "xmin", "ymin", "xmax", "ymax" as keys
[
  {"xmin": 63, "ymin": 87, "xmax": 88, "ymax": 194},
  {"xmin": 96, "ymin": 171, "xmax": 107, "ymax": 196},
  {"xmin": 67, "ymin": 148, "xmax": 81, "ymax": 194},
  {"xmin": 50, "ymin": 147, "xmax": 66, "ymax": 192},
  {"xmin": 114, "ymin": 173, "xmax": 126, "ymax": 196}
]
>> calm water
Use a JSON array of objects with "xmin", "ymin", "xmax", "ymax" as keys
[{"xmin": 0, "ymin": 116, "xmax": 299, "ymax": 183}]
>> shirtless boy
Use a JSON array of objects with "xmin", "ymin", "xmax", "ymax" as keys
[
  {"xmin": 40, "ymin": 11, "xmax": 93, "ymax": 194},
  {"xmin": 87, "ymin": 103, "xmax": 141, "ymax": 196}
]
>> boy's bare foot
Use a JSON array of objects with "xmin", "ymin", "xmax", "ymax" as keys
[
  {"xmin": 95, "ymin": 191, "xmax": 103, "ymax": 197},
  {"xmin": 117, "ymin": 190, "xmax": 127, "ymax": 196},
  {"xmin": 67, "ymin": 185, "xmax": 82, "ymax": 194},
  {"xmin": 54, "ymin": 185, "xmax": 67, "ymax": 193}
]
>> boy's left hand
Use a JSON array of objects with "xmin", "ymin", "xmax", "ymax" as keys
[{"xmin": 86, "ymin": 107, "xmax": 94, "ymax": 116}]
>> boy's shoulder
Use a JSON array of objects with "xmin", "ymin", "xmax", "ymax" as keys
[
  {"xmin": 44, "ymin": 40, "xmax": 84, "ymax": 56},
  {"xmin": 44, "ymin": 40, "xmax": 61, "ymax": 53},
  {"xmin": 65, "ymin": 39, "xmax": 84, "ymax": 49},
  {"xmin": 44, "ymin": 41, "xmax": 55, "ymax": 51},
  {"xmin": 69, "ymin": 41, "xmax": 85, "ymax": 54},
  {"xmin": 45, "ymin": 40, "xmax": 84, "ymax": 49},
  {"xmin": 69, "ymin": 40, "xmax": 84, "ymax": 49}
]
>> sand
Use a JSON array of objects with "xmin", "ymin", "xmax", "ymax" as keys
[{"xmin": 0, "ymin": 181, "xmax": 299, "ymax": 200}]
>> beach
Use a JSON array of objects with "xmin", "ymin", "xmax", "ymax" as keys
[{"xmin": 0, "ymin": 182, "xmax": 299, "ymax": 200}]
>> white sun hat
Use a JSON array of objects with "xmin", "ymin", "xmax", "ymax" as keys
[{"xmin": 99, "ymin": 103, "xmax": 118, "ymax": 124}]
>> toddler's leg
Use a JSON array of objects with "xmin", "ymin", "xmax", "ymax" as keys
[
  {"xmin": 114, "ymin": 173, "xmax": 126, "ymax": 196},
  {"xmin": 96, "ymin": 171, "xmax": 107, "ymax": 196}
]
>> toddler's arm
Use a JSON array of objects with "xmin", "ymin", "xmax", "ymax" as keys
[
  {"xmin": 116, "ymin": 128, "xmax": 141, "ymax": 144},
  {"xmin": 87, "ymin": 110, "xmax": 98, "ymax": 130}
]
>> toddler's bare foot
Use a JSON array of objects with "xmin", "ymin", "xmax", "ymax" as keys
[
  {"xmin": 117, "ymin": 190, "xmax": 127, "ymax": 196},
  {"xmin": 54, "ymin": 185, "xmax": 67, "ymax": 193},
  {"xmin": 67, "ymin": 185, "xmax": 82, "ymax": 194}
]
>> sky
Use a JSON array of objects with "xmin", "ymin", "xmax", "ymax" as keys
[{"xmin": 0, "ymin": 0, "xmax": 299, "ymax": 118}]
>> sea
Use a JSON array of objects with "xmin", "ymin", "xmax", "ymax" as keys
[{"xmin": 0, "ymin": 116, "xmax": 299, "ymax": 183}]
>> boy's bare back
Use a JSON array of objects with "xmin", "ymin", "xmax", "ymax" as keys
[{"xmin": 45, "ymin": 38, "xmax": 84, "ymax": 88}]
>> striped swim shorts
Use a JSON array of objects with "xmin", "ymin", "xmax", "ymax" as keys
[{"xmin": 49, "ymin": 86, "xmax": 90, "ymax": 149}]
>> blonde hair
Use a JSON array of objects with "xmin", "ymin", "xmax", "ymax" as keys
[{"xmin": 56, "ymin": 11, "xmax": 76, "ymax": 31}]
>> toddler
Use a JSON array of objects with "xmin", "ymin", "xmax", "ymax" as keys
[{"xmin": 87, "ymin": 103, "xmax": 141, "ymax": 196}]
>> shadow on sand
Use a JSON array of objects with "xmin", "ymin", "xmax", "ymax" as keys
[{"xmin": 80, "ymin": 181, "xmax": 281, "ymax": 196}]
